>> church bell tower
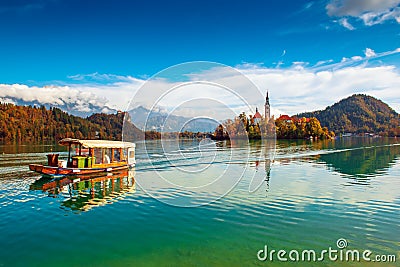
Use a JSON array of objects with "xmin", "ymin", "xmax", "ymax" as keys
[{"xmin": 264, "ymin": 91, "xmax": 270, "ymax": 121}]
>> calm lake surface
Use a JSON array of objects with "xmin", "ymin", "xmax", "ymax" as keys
[{"xmin": 0, "ymin": 138, "xmax": 399, "ymax": 266}]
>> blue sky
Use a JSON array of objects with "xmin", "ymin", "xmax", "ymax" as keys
[
  {"xmin": 1, "ymin": 0, "xmax": 398, "ymax": 82},
  {"xmin": 1, "ymin": 0, "xmax": 400, "ymax": 117}
]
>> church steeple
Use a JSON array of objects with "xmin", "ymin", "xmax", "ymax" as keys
[{"xmin": 264, "ymin": 91, "xmax": 270, "ymax": 120}]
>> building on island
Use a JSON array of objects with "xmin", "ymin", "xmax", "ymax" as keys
[
  {"xmin": 264, "ymin": 91, "xmax": 270, "ymax": 120},
  {"xmin": 278, "ymin": 114, "xmax": 292, "ymax": 123},
  {"xmin": 252, "ymin": 91, "xmax": 271, "ymax": 125},
  {"xmin": 253, "ymin": 108, "xmax": 262, "ymax": 124}
]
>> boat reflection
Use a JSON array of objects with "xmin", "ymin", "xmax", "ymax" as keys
[{"xmin": 30, "ymin": 170, "xmax": 135, "ymax": 212}]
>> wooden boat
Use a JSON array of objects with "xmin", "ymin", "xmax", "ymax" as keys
[{"xmin": 29, "ymin": 138, "xmax": 136, "ymax": 176}]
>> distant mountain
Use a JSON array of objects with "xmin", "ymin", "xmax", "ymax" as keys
[
  {"xmin": 128, "ymin": 106, "xmax": 218, "ymax": 133},
  {"xmin": 0, "ymin": 98, "xmax": 116, "ymax": 118},
  {"xmin": 297, "ymin": 94, "xmax": 400, "ymax": 135}
]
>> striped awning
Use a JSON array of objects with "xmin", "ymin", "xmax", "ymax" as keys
[{"xmin": 59, "ymin": 138, "xmax": 135, "ymax": 149}]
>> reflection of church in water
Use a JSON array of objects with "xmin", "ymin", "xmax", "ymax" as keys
[
  {"xmin": 254, "ymin": 151, "xmax": 272, "ymax": 192},
  {"xmin": 250, "ymin": 91, "xmax": 271, "ymax": 192},
  {"xmin": 253, "ymin": 91, "xmax": 272, "ymax": 192}
]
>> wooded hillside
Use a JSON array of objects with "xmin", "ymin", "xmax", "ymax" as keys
[
  {"xmin": 0, "ymin": 103, "xmax": 143, "ymax": 142},
  {"xmin": 297, "ymin": 94, "xmax": 400, "ymax": 136}
]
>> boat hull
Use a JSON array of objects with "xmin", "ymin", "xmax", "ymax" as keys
[{"xmin": 29, "ymin": 163, "xmax": 134, "ymax": 177}]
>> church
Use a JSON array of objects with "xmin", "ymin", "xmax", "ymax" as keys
[{"xmin": 253, "ymin": 91, "xmax": 270, "ymax": 124}]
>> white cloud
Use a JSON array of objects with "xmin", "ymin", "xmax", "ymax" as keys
[
  {"xmin": 364, "ymin": 47, "xmax": 376, "ymax": 57},
  {"xmin": 310, "ymin": 47, "xmax": 400, "ymax": 72},
  {"xmin": 351, "ymin": 56, "xmax": 363, "ymax": 61},
  {"xmin": 69, "ymin": 81, "xmax": 143, "ymax": 111},
  {"xmin": 1, "ymin": 49, "xmax": 400, "ymax": 120},
  {"xmin": 341, "ymin": 57, "xmax": 349, "ymax": 62},
  {"xmin": 339, "ymin": 18, "xmax": 355, "ymax": 30},
  {"xmin": 67, "ymin": 72, "xmax": 139, "ymax": 83},
  {"xmin": 327, "ymin": 0, "xmax": 400, "ymax": 28},
  {"xmin": 0, "ymin": 84, "xmax": 111, "ymax": 113},
  {"xmin": 123, "ymin": 49, "xmax": 400, "ymax": 118},
  {"xmin": 360, "ymin": 7, "xmax": 400, "ymax": 25},
  {"xmin": 313, "ymin": 59, "xmax": 334, "ymax": 67},
  {"xmin": 237, "ymin": 64, "xmax": 400, "ymax": 115}
]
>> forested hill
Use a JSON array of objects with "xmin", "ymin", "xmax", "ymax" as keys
[
  {"xmin": 0, "ymin": 103, "xmax": 143, "ymax": 143},
  {"xmin": 297, "ymin": 94, "xmax": 400, "ymax": 135}
]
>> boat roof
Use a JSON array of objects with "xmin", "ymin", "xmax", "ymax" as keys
[{"xmin": 59, "ymin": 138, "xmax": 135, "ymax": 148}]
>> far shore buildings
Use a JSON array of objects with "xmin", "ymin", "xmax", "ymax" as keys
[{"xmin": 251, "ymin": 92, "xmax": 306, "ymax": 125}]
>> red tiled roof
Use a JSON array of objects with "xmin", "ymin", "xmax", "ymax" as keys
[
  {"xmin": 278, "ymin": 115, "xmax": 292, "ymax": 120},
  {"xmin": 254, "ymin": 111, "xmax": 262, "ymax": 118}
]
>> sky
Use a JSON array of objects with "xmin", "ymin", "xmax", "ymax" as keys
[{"xmin": 0, "ymin": 0, "xmax": 400, "ymax": 118}]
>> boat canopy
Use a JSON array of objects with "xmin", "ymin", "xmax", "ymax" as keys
[{"xmin": 59, "ymin": 138, "xmax": 135, "ymax": 149}]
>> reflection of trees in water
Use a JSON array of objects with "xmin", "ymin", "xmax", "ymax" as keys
[
  {"xmin": 1, "ymin": 143, "xmax": 67, "ymax": 154},
  {"xmin": 319, "ymin": 144, "xmax": 400, "ymax": 181},
  {"xmin": 30, "ymin": 170, "xmax": 135, "ymax": 212},
  {"xmin": 274, "ymin": 138, "xmax": 400, "ymax": 185},
  {"xmin": 218, "ymin": 138, "xmax": 400, "ymax": 187}
]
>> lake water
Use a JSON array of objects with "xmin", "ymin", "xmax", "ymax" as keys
[{"xmin": 0, "ymin": 138, "xmax": 399, "ymax": 266}]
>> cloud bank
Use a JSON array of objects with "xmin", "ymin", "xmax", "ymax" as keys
[
  {"xmin": 0, "ymin": 84, "xmax": 112, "ymax": 114},
  {"xmin": 0, "ymin": 48, "xmax": 399, "ymax": 119}
]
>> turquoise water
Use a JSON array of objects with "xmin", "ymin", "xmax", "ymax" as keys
[{"xmin": 0, "ymin": 138, "xmax": 399, "ymax": 266}]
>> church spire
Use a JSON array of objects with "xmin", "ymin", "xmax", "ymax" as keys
[{"xmin": 264, "ymin": 90, "xmax": 270, "ymax": 120}]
